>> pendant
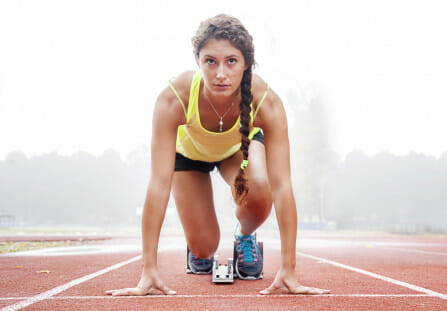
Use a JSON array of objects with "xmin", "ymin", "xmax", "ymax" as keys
[{"xmin": 219, "ymin": 119, "xmax": 223, "ymax": 132}]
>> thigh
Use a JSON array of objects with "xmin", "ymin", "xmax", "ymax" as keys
[
  {"xmin": 172, "ymin": 170, "xmax": 220, "ymax": 256},
  {"xmin": 218, "ymin": 140, "xmax": 271, "ymax": 193},
  {"xmin": 218, "ymin": 141, "xmax": 273, "ymax": 230}
]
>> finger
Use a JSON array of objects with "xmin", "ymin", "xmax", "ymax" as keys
[
  {"xmin": 147, "ymin": 288, "xmax": 157, "ymax": 294},
  {"xmin": 259, "ymin": 282, "xmax": 283, "ymax": 295},
  {"xmin": 288, "ymin": 285, "xmax": 308, "ymax": 295},
  {"xmin": 112, "ymin": 289, "xmax": 135, "ymax": 296},
  {"xmin": 301, "ymin": 287, "xmax": 330, "ymax": 295},
  {"xmin": 281, "ymin": 278, "xmax": 309, "ymax": 295},
  {"xmin": 155, "ymin": 282, "xmax": 176, "ymax": 295},
  {"xmin": 106, "ymin": 289, "xmax": 131, "ymax": 296},
  {"xmin": 106, "ymin": 288, "xmax": 146, "ymax": 296},
  {"xmin": 290, "ymin": 286, "xmax": 330, "ymax": 295},
  {"xmin": 308, "ymin": 287, "xmax": 331, "ymax": 294},
  {"xmin": 106, "ymin": 289, "xmax": 126, "ymax": 296}
]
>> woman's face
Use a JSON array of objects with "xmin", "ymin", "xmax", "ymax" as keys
[{"xmin": 197, "ymin": 39, "xmax": 248, "ymax": 99}]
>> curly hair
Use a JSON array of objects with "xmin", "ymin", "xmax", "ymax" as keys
[{"xmin": 192, "ymin": 14, "xmax": 255, "ymax": 206}]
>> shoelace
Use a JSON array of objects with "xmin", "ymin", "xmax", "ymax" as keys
[{"xmin": 236, "ymin": 235, "xmax": 258, "ymax": 263}]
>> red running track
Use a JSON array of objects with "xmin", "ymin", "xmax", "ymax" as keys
[{"xmin": 0, "ymin": 232, "xmax": 446, "ymax": 310}]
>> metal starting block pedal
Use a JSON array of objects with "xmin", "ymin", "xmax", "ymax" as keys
[{"xmin": 212, "ymin": 255, "xmax": 234, "ymax": 283}]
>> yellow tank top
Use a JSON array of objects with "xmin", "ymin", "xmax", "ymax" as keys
[{"xmin": 169, "ymin": 71, "xmax": 269, "ymax": 162}]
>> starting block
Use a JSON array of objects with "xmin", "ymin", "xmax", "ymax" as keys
[
  {"xmin": 212, "ymin": 255, "xmax": 234, "ymax": 283},
  {"xmin": 186, "ymin": 236, "xmax": 264, "ymax": 283}
]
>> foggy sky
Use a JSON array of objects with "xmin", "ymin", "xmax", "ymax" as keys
[{"xmin": 1, "ymin": 0, "xmax": 447, "ymax": 160}]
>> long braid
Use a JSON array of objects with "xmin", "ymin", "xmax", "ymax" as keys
[
  {"xmin": 191, "ymin": 14, "xmax": 255, "ymax": 206},
  {"xmin": 233, "ymin": 67, "xmax": 253, "ymax": 206}
]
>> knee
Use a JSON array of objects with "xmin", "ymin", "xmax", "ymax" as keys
[
  {"xmin": 189, "ymin": 243, "xmax": 218, "ymax": 259},
  {"xmin": 187, "ymin": 231, "xmax": 220, "ymax": 259},
  {"xmin": 244, "ymin": 179, "xmax": 273, "ymax": 219}
]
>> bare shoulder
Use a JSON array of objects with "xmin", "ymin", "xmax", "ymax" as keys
[
  {"xmin": 251, "ymin": 74, "xmax": 268, "ymax": 104},
  {"xmin": 252, "ymin": 74, "xmax": 284, "ymax": 128},
  {"xmin": 156, "ymin": 70, "xmax": 196, "ymax": 124},
  {"xmin": 169, "ymin": 70, "xmax": 196, "ymax": 103}
]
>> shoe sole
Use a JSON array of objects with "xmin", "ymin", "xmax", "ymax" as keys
[{"xmin": 186, "ymin": 268, "xmax": 212, "ymax": 275}]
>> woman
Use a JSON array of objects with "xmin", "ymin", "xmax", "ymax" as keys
[{"xmin": 107, "ymin": 14, "xmax": 329, "ymax": 296}]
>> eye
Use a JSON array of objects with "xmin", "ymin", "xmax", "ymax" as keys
[
  {"xmin": 206, "ymin": 58, "xmax": 216, "ymax": 65},
  {"xmin": 228, "ymin": 58, "xmax": 237, "ymax": 65}
]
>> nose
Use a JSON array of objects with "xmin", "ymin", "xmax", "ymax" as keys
[{"xmin": 216, "ymin": 64, "xmax": 225, "ymax": 80}]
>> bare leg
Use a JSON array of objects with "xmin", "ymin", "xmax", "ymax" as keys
[
  {"xmin": 172, "ymin": 171, "xmax": 220, "ymax": 258},
  {"xmin": 218, "ymin": 140, "xmax": 273, "ymax": 235}
]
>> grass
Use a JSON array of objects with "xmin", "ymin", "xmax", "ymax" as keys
[
  {"xmin": 0, "ymin": 225, "xmax": 141, "ymax": 236},
  {"xmin": 0, "ymin": 240, "xmax": 76, "ymax": 254},
  {"xmin": 1, "ymin": 225, "xmax": 444, "ymax": 240}
]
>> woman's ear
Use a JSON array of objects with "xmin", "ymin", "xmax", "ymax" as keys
[{"xmin": 195, "ymin": 56, "xmax": 200, "ymax": 67}]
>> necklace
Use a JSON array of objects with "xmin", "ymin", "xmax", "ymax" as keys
[{"xmin": 204, "ymin": 93, "xmax": 236, "ymax": 132}]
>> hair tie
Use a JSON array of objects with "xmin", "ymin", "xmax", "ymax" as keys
[{"xmin": 240, "ymin": 160, "xmax": 248, "ymax": 170}]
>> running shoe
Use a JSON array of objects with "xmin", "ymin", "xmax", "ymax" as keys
[
  {"xmin": 234, "ymin": 225, "xmax": 263, "ymax": 279},
  {"xmin": 187, "ymin": 248, "xmax": 213, "ymax": 274}
]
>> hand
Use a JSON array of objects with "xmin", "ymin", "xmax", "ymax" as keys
[
  {"xmin": 106, "ymin": 268, "xmax": 176, "ymax": 296},
  {"xmin": 260, "ymin": 268, "xmax": 330, "ymax": 295}
]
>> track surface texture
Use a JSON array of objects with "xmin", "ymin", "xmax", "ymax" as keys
[{"xmin": 0, "ymin": 231, "xmax": 446, "ymax": 310}]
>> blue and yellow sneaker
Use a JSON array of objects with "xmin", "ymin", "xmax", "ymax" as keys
[
  {"xmin": 234, "ymin": 225, "xmax": 263, "ymax": 280},
  {"xmin": 186, "ymin": 247, "xmax": 213, "ymax": 275}
]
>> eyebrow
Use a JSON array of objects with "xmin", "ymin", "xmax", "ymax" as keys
[{"xmin": 203, "ymin": 54, "xmax": 239, "ymax": 59}]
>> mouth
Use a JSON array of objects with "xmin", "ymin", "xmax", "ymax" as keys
[{"xmin": 214, "ymin": 84, "xmax": 230, "ymax": 89}]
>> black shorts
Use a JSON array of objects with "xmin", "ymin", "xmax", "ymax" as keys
[{"xmin": 174, "ymin": 130, "xmax": 264, "ymax": 173}]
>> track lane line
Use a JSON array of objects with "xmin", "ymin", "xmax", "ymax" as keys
[
  {"xmin": 0, "ymin": 255, "xmax": 141, "ymax": 311},
  {"xmin": 297, "ymin": 251, "xmax": 447, "ymax": 300},
  {"xmin": 373, "ymin": 246, "xmax": 447, "ymax": 256},
  {"xmin": 46, "ymin": 294, "xmax": 435, "ymax": 298},
  {"xmin": 0, "ymin": 294, "xmax": 432, "ymax": 300}
]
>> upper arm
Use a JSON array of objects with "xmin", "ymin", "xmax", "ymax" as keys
[
  {"xmin": 149, "ymin": 85, "xmax": 185, "ymax": 190},
  {"xmin": 255, "ymin": 88, "xmax": 292, "ymax": 193},
  {"xmin": 149, "ymin": 71, "xmax": 195, "ymax": 190}
]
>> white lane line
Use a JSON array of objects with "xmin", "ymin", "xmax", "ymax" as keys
[
  {"xmin": 52, "ymin": 294, "xmax": 431, "ymax": 298},
  {"xmin": 0, "ymin": 294, "xmax": 432, "ymax": 300},
  {"xmin": 374, "ymin": 246, "xmax": 447, "ymax": 256},
  {"xmin": 0, "ymin": 255, "xmax": 141, "ymax": 311},
  {"xmin": 52, "ymin": 294, "xmax": 432, "ymax": 298},
  {"xmin": 297, "ymin": 251, "xmax": 447, "ymax": 300}
]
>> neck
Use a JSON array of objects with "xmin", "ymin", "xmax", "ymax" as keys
[{"xmin": 203, "ymin": 85, "xmax": 240, "ymax": 107}]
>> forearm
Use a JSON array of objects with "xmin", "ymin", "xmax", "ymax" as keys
[
  {"xmin": 272, "ymin": 184, "xmax": 297, "ymax": 269},
  {"xmin": 141, "ymin": 181, "xmax": 171, "ymax": 269}
]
